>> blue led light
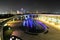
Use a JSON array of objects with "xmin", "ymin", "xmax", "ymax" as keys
[
  {"xmin": 23, "ymin": 17, "xmax": 33, "ymax": 28},
  {"xmin": 36, "ymin": 20, "xmax": 47, "ymax": 30},
  {"xmin": 23, "ymin": 14, "xmax": 47, "ymax": 30},
  {"xmin": 26, "ymin": 20, "xmax": 29, "ymax": 27},
  {"xmin": 28, "ymin": 18, "xmax": 33, "ymax": 28},
  {"xmin": 23, "ymin": 20, "xmax": 26, "ymax": 26}
]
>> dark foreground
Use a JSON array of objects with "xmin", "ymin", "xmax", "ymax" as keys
[{"xmin": 12, "ymin": 26, "xmax": 60, "ymax": 40}]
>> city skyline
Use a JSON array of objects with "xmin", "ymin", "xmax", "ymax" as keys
[{"xmin": 0, "ymin": 0, "xmax": 60, "ymax": 13}]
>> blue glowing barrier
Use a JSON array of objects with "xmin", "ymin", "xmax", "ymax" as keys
[
  {"xmin": 35, "ymin": 20, "xmax": 48, "ymax": 31},
  {"xmin": 22, "ymin": 17, "xmax": 48, "ymax": 34},
  {"xmin": 23, "ymin": 18, "xmax": 33, "ymax": 28}
]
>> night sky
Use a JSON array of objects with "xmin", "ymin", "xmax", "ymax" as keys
[{"xmin": 0, "ymin": 0, "xmax": 60, "ymax": 12}]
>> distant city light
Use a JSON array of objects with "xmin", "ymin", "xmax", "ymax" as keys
[{"xmin": 21, "ymin": 8, "xmax": 24, "ymax": 11}]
